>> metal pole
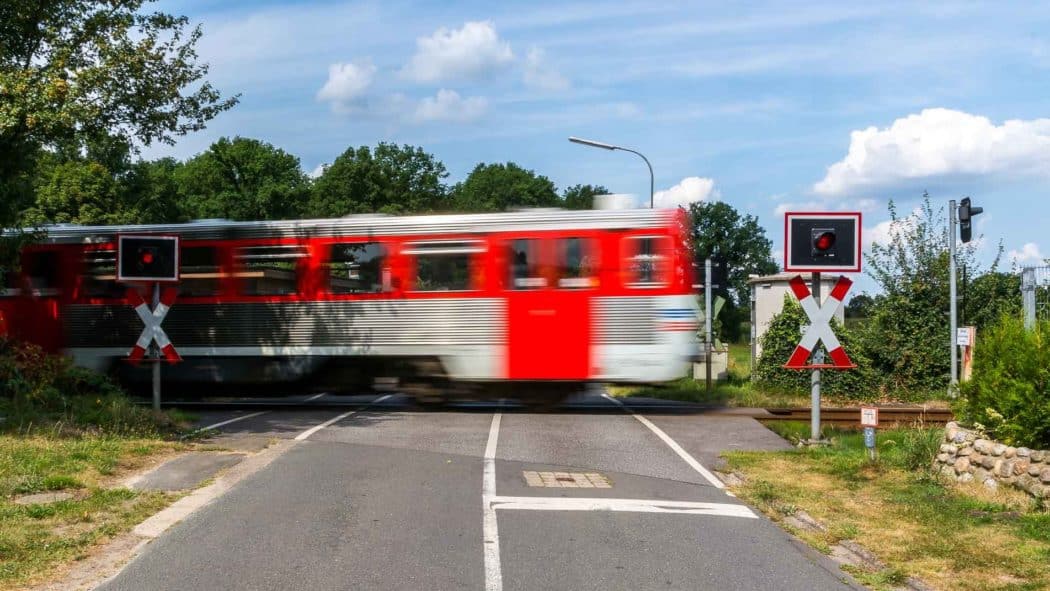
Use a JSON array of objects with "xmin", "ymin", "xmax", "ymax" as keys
[
  {"xmin": 705, "ymin": 258, "xmax": 713, "ymax": 393},
  {"xmin": 1022, "ymin": 267, "xmax": 1036, "ymax": 329},
  {"xmin": 617, "ymin": 147, "xmax": 655, "ymax": 208},
  {"xmin": 811, "ymin": 272, "xmax": 822, "ymax": 442},
  {"xmin": 152, "ymin": 282, "xmax": 161, "ymax": 412},
  {"xmin": 949, "ymin": 200, "xmax": 958, "ymax": 391}
]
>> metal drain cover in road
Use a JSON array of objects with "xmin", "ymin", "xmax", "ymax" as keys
[{"xmin": 523, "ymin": 471, "xmax": 611, "ymax": 488}]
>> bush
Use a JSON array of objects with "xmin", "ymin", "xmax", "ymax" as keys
[
  {"xmin": 0, "ymin": 338, "xmax": 177, "ymax": 437},
  {"xmin": 956, "ymin": 317, "xmax": 1050, "ymax": 448},
  {"xmin": 755, "ymin": 295, "xmax": 879, "ymax": 400}
]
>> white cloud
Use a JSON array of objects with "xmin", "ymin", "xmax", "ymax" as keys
[
  {"xmin": 316, "ymin": 60, "xmax": 377, "ymax": 109},
  {"xmin": 1009, "ymin": 242, "xmax": 1045, "ymax": 265},
  {"xmin": 523, "ymin": 47, "xmax": 569, "ymax": 91},
  {"xmin": 308, "ymin": 164, "xmax": 326, "ymax": 178},
  {"xmin": 653, "ymin": 177, "xmax": 719, "ymax": 208},
  {"xmin": 401, "ymin": 21, "xmax": 514, "ymax": 83},
  {"xmin": 815, "ymin": 108, "xmax": 1050, "ymax": 196},
  {"xmin": 413, "ymin": 89, "xmax": 488, "ymax": 122}
]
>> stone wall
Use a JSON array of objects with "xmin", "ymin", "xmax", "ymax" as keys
[{"xmin": 935, "ymin": 422, "xmax": 1050, "ymax": 499}]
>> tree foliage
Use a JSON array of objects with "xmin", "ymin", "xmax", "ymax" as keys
[
  {"xmin": 685, "ymin": 200, "xmax": 778, "ymax": 305},
  {"xmin": 451, "ymin": 162, "xmax": 560, "ymax": 212},
  {"xmin": 0, "ymin": 0, "xmax": 238, "ymax": 228},
  {"xmin": 308, "ymin": 143, "xmax": 449, "ymax": 217},
  {"xmin": 860, "ymin": 193, "xmax": 1008, "ymax": 395},
  {"xmin": 177, "ymin": 137, "xmax": 309, "ymax": 221},
  {"xmin": 562, "ymin": 184, "xmax": 608, "ymax": 210},
  {"xmin": 754, "ymin": 295, "xmax": 877, "ymax": 399}
]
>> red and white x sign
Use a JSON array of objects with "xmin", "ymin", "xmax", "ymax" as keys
[
  {"xmin": 127, "ymin": 288, "xmax": 181, "ymax": 364},
  {"xmin": 784, "ymin": 275, "xmax": 855, "ymax": 369}
]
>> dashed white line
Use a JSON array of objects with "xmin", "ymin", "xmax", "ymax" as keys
[
  {"xmin": 490, "ymin": 496, "xmax": 756, "ymax": 518},
  {"xmin": 294, "ymin": 394, "xmax": 392, "ymax": 441},
  {"xmin": 304, "ymin": 393, "xmax": 326, "ymax": 402},
  {"xmin": 482, "ymin": 413, "xmax": 503, "ymax": 591},
  {"xmin": 602, "ymin": 393, "xmax": 726, "ymax": 489},
  {"xmin": 198, "ymin": 411, "xmax": 268, "ymax": 432}
]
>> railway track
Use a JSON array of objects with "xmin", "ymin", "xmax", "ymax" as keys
[{"xmin": 761, "ymin": 406, "xmax": 954, "ymax": 426}]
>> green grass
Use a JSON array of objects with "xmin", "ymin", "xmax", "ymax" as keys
[
  {"xmin": 0, "ymin": 435, "xmax": 184, "ymax": 586},
  {"xmin": 0, "ymin": 487, "xmax": 175, "ymax": 586},
  {"xmin": 724, "ymin": 422, "xmax": 1050, "ymax": 590}
]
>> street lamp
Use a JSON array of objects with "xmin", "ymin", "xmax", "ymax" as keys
[{"xmin": 568, "ymin": 136, "xmax": 654, "ymax": 208}]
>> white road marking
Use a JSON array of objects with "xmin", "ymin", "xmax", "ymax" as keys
[
  {"xmin": 304, "ymin": 393, "xmax": 326, "ymax": 402},
  {"xmin": 483, "ymin": 413, "xmax": 503, "ymax": 591},
  {"xmin": 294, "ymin": 394, "xmax": 392, "ymax": 441},
  {"xmin": 602, "ymin": 394, "xmax": 725, "ymax": 489},
  {"xmin": 490, "ymin": 496, "xmax": 756, "ymax": 518},
  {"xmin": 199, "ymin": 411, "xmax": 268, "ymax": 432}
]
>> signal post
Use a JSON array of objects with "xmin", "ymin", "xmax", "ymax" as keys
[
  {"xmin": 783, "ymin": 213, "xmax": 862, "ymax": 443},
  {"xmin": 117, "ymin": 235, "xmax": 181, "ymax": 411}
]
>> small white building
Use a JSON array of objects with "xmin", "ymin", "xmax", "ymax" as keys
[{"xmin": 748, "ymin": 273, "xmax": 846, "ymax": 373}]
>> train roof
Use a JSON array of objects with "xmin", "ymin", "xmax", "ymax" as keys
[{"xmin": 8, "ymin": 208, "xmax": 677, "ymax": 244}]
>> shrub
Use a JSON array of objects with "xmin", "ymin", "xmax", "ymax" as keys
[
  {"xmin": 0, "ymin": 337, "xmax": 177, "ymax": 437},
  {"xmin": 956, "ymin": 316, "xmax": 1050, "ymax": 448},
  {"xmin": 755, "ymin": 295, "xmax": 879, "ymax": 400}
]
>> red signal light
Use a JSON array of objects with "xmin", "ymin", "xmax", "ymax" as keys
[
  {"xmin": 140, "ymin": 250, "xmax": 154, "ymax": 264},
  {"xmin": 814, "ymin": 231, "xmax": 836, "ymax": 252}
]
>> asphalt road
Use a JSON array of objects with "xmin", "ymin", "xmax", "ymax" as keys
[{"xmin": 100, "ymin": 393, "xmax": 859, "ymax": 591}]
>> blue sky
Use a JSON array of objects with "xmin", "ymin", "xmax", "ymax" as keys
[{"xmin": 146, "ymin": 0, "xmax": 1050, "ymax": 290}]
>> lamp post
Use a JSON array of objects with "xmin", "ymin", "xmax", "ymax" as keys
[{"xmin": 568, "ymin": 136, "xmax": 654, "ymax": 208}]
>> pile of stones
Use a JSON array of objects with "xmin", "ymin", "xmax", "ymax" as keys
[{"xmin": 934, "ymin": 421, "xmax": 1050, "ymax": 499}]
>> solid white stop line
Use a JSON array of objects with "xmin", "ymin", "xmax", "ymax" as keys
[{"xmin": 490, "ymin": 496, "xmax": 757, "ymax": 518}]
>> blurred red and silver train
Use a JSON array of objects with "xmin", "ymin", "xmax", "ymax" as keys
[{"xmin": 0, "ymin": 208, "xmax": 700, "ymax": 402}]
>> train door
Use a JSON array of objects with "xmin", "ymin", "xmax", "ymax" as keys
[{"xmin": 506, "ymin": 236, "xmax": 595, "ymax": 380}]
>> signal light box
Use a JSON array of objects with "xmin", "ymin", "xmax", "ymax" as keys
[
  {"xmin": 117, "ymin": 235, "xmax": 179, "ymax": 282},
  {"xmin": 784, "ymin": 212, "xmax": 862, "ymax": 273}
]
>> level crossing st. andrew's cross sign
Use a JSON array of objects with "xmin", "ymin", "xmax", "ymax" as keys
[{"xmin": 782, "ymin": 212, "xmax": 861, "ymax": 370}]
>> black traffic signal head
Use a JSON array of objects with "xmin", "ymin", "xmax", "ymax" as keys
[
  {"xmin": 811, "ymin": 228, "xmax": 837, "ymax": 258},
  {"xmin": 958, "ymin": 197, "xmax": 983, "ymax": 243},
  {"xmin": 118, "ymin": 236, "xmax": 179, "ymax": 281}
]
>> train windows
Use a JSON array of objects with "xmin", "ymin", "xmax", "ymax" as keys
[
  {"xmin": 23, "ymin": 251, "xmax": 60, "ymax": 293},
  {"xmin": 626, "ymin": 236, "xmax": 670, "ymax": 287},
  {"xmin": 557, "ymin": 238, "xmax": 596, "ymax": 289},
  {"xmin": 81, "ymin": 250, "xmax": 125, "ymax": 299},
  {"xmin": 179, "ymin": 246, "xmax": 222, "ymax": 297},
  {"xmin": 236, "ymin": 245, "xmax": 306, "ymax": 296},
  {"xmin": 508, "ymin": 239, "xmax": 545, "ymax": 290},
  {"xmin": 327, "ymin": 242, "xmax": 386, "ymax": 294},
  {"xmin": 404, "ymin": 240, "xmax": 482, "ymax": 292}
]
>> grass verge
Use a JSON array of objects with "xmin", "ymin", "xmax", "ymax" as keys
[{"xmin": 724, "ymin": 422, "xmax": 1050, "ymax": 591}]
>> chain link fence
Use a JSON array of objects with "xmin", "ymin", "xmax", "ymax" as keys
[{"xmin": 1021, "ymin": 266, "xmax": 1050, "ymax": 328}]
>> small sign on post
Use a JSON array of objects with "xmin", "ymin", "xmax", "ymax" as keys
[
  {"xmin": 860, "ymin": 406, "xmax": 879, "ymax": 461},
  {"xmin": 956, "ymin": 328, "xmax": 971, "ymax": 347}
]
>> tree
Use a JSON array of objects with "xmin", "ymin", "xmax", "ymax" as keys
[
  {"xmin": 0, "ymin": 0, "xmax": 238, "ymax": 229},
  {"xmin": 684, "ymin": 201, "xmax": 777, "ymax": 341},
  {"xmin": 845, "ymin": 293, "xmax": 876, "ymax": 319},
  {"xmin": 451, "ymin": 162, "xmax": 560, "ymax": 212},
  {"xmin": 121, "ymin": 157, "xmax": 184, "ymax": 224},
  {"xmin": 562, "ymin": 184, "xmax": 608, "ymax": 210},
  {"xmin": 862, "ymin": 194, "xmax": 1004, "ymax": 394},
  {"xmin": 961, "ymin": 270, "xmax": 1021, "ymax": 330},
  {"xmin": 685, "ymin": 201, "xmax": 778, "ymax": 306},
  {"xmin": 21, "ymin": 160, "xmax": 129, "ymax": 225},
  {"xmin": 308, "ymin": 143, "xmax": 449, "ymax": 217},
  {"xmin": 177, "ymin": 137, "xmax": 309, "ymax": 221}
]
